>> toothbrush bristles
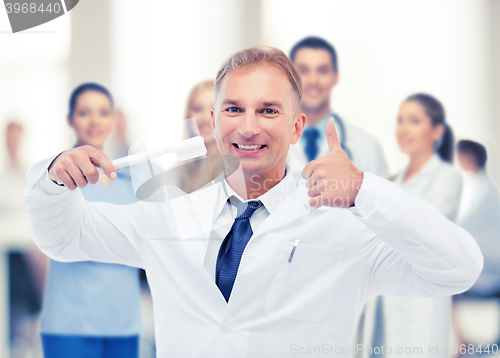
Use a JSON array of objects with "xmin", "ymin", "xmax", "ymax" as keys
[{"xmin": 176, "ymin": 145, "xmax": 207, "ymax": 161}]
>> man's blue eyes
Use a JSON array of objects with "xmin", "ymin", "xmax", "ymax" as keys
[{"xmin": 225, "ymin": 107, "xmax": 277, "ymax": 114}]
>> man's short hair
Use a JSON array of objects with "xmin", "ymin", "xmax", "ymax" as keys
[
  {"xmin": 290, "ymin": 36, "xmax": 338, "ymax": 73},
  {"xmin": 457, "ymin": 140, "xmax": 487, "ymax": 170},
  {"xmin": 215, "ymin": 45, "xmax": 303, "ymax": 114}
]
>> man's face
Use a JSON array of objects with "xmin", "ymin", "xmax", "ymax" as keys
[
  {"xmin": 211, "ymin": 64, "xmax": 304, "ymax": 181},
  {"xmin": 293, "ymin": 48, "xmax": 338, "ymax": 113},
  {"xmin": 458, "ymin": 152, "xmax": 479, "ymax": 173}
]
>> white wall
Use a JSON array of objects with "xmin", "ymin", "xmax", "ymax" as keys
[
  {"xmin": 262, "ymin": 0, "xmax": 492, "ymax": 175},
  {"xmin": 0, "ymin": 11, "xmax": 71, "ymax": 167},
  {"xmin": 487, "ymin": 0, "xmax": 500, "ymax": 189},
  {"xmin": 111, "ymin": 0, "xmax": 250, "ymax": 153}
]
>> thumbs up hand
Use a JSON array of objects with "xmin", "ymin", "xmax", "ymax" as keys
[{"xmin": 301, "ymin": 117, "xmax": 364, "ymax": 208}]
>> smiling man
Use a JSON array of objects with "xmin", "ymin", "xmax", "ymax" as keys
[
  {"xmin": 212, "ymin": 58, "xmax": 304, "ymax": 199},
  {"xmin": 25, "ymin": 46, "xmax": 482, "ymax": 358}
]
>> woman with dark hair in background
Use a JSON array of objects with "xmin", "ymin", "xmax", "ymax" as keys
[
  {"xmin": 40, "ymin": 83, "xmax": 142, "ymax": 358},
  {"xmin": 391, "ymin": 93, "xmax": 460, "ymax": 219},
  {"xmin": 357, "ymin": 94, "xmax": 462, "ymax": 358},
  {"xmin": 385, "ymin": 94, "xmax": 462, "ymax": 357}
]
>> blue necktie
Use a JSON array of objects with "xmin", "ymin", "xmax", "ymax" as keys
[
  {"xmin": 303, "ymin": 127, "xmax": 320, "ymax": 162},
  {"xmin": 216, "ymin": 200, "xmax": 263, "ymax": 302}
]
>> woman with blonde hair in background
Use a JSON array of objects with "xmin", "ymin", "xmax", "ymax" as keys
[{"xmin": 177, "ymin": 79, "xmax": 224, "ymax": 194}]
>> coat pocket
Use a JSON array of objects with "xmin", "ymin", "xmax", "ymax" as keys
[{"xmin": 264, "ymin": 240, "xmax": 345, "ymax": 322}]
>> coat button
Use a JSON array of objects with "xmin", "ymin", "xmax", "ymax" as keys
[{"xmin": 220, "ymin": 324, "xmax": 232, "ymax": 334}]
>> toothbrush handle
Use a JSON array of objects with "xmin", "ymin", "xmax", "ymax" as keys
[
  {"xmin": 95, "ymin": 137, "xmax": 204, "ymax": 174},
  {"xmin": 96, "ymin": 153, "xmax": 147, "ymax": 174}
]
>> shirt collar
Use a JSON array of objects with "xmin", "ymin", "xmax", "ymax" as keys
[{"xmin": 213, "ymin": 167, "xmax": 296, "ymax": 222}]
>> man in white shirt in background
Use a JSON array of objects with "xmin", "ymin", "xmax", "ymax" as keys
[
  {"xmin": 25, "ymin": 46, "xmax": 482, "ymax": 358},
  {"xmin": 288, "ymin": 36, "xmax": 388, "ymax": 178}
]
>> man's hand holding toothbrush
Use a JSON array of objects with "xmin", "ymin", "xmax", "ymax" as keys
[
  {"xmin": 47, "ymin": 136, "xmax": 207, "ymax": 190},
  {"xmin": 48, "ymin": 145, "xmax": 117, "ymax": 190}
]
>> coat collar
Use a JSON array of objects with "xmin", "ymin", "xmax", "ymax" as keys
[
  {"xmin": 394, "ymin": 153, "xmax": 443, "ymax": 186},
  {"xmin": 212, "ymin": 167, "xmax": 297, "ymax": 221},
  {"xmin": 171, "ymin": 168, "xmax": 311, "ymax": 241}
]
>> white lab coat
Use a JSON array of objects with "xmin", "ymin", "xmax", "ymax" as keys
[
  {"xmin": 287, "ymin": 118, "xmax": 389, "ymax": 177},
  {"xmin": 457, "ymin": 171, "xmax": 500, "ymax": 296},
  {"xmin": 392, "ymin": 154, "xmax": 462, "ymax": 222},
  {"xmin": 359, "ymin": 154, "xmax": 463, "ymax": 358},
  {"xmin": 25, "ymin": 156, "xmax": 481, "ymax": 358}
]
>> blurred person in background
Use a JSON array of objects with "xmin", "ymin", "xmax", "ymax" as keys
[
  {"xmin": 1, "ymin": 122, "xmax": 25, "ymax": 213},
  {"xmin": 1, "ymin": 122, "xmax": 48, "ymax": 357},
  {"xmin": 177, "ymin": 79, "xmax": 224, "ymax": 194},
  {"xmin": 40, "ymin": 83, "xmax": 142, "ymax": 358},
  {"xmin": 360, "ymin": 93, "xmax": 462, "ymax": 358},
  {"xmin": 5, "ymin": 122, "xmax": 23, "ymax": 168},
  {"xmin": 452, "ymin": 140, "xmax": 500, "ymax": 354},
  {"xmin": 455, "ymin": 140, "xmax": 500, "ymax": 297},
  {"xmin": 391, "ymin": 94, "xmax": 461, "ymax": 219},
  {"xmin": 287, "ymin": 36, "xmax": 388, "ymax": 177}
]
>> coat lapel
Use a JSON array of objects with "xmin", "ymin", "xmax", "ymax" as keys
[
  {"xmin": 253, "ymin": 176, "xmax": 311, "ymax": 237},
  {"xmin": 168, "ymin": 182, "xmax": 221, "ymax": 270},
  {"xmin": 169, "ymin": 182, "xmax": 220, "ymax": 241}
]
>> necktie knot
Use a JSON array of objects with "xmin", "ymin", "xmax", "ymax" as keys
[
  {"xmin": 303, "ymin": 127, "xmax": 321, "ymax": 162},
  {"xmin": 303, "ymin": 127, "xmax": 320, "ymax": 141},
  {"xmin": 236, "ymin": 200, "xmax": 262, "ymax": 219}
]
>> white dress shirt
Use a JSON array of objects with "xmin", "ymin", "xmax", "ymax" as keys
[
  {"xmin": 205, "ymin": 171, "xmax": 295, "ymax": 281},
  {"xmin": 25, "ymin": 156, "xmax": 482, "ymax": 358}
]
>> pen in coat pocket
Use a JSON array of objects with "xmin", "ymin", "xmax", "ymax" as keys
[{"xmin": 288, "ymin": 239, "xmax": 300, "ymax": 263}]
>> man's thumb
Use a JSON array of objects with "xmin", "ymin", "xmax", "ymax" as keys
[{"xmin": 326, "ymin": 116, "xmax": 340, "ymax": 152}]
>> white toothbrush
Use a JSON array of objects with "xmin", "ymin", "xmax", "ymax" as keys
[{"xmin": 96, "ymin": 136, "xmax": 207, "ymax": 174}]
